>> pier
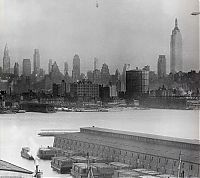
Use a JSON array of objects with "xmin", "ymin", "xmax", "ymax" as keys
[{"xmin": 53, "ymin": 127, "xmax": 200, "ymax": 177}]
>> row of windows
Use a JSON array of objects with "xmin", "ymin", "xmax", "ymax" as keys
[{"xmin": 55, "ymin": 137, "xmax": 198, "ymax": 173}]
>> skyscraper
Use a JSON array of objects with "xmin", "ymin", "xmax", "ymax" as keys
[
  {"xmin": 126, "ymin": 69, "xmax": 149, "ymax": 98},
  {"xmin": 3, "ymin": 44, "xmax": 10, "ymax": 74},
  {"xmin": 157, "ymin": 55, "xmax": 166, "ymax": 79},
  {"xmin": 101, "ymin": 63, "xmax": 110, "ymax": 86},
  {"xmin": 170, "ymin": 18, "xmax": 182, "ymax": 74},
  {"xmin": 48, "ymin": 59, "xmax": 52, "ymax": 74},
  {"xmin": 14, "ymin": 62, "xmax": 19, "ymax": 76},
  {"xmin": 94, "ymin": 58, "xmax": 98, "ymax": 70},
  {"xmin": 23, "ymin": 59, "xmax": 31, "ymax": 76},
  {"xmin": 33, "ymin": 49, "xmax": 40, "ymax": 75},
  {"xmin": 72, "ymin": 54, "xmax": 80, "ymax": 82},
  {"xmin": 121, "ymin": 64, "xmax": 130, "ymax": 92},
  {"xmin": 64, "ymin": 62, "xmax": 68, "ymax": 75}
]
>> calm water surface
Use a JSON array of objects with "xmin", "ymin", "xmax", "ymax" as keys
[{"xmin": 0, "ymin": 109, "xmax": 199, "ymax": 177}]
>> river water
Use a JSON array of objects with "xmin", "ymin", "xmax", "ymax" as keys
[{"xmin": 0, "ymin": 109, "xmax": 199, "ymax": 177}]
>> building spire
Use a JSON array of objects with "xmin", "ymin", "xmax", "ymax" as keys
[
  {"xmin": 175, "ymin": 18, "xmax": 178, "ymax": 28},
  {"xmin": 4, "ymin": 43, "xmax": 8, "ymax": 51}
]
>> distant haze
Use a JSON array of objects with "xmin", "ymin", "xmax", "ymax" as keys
[{"xmin": 0, "ymin": 0, "xmax": 199, "ymax": 74}]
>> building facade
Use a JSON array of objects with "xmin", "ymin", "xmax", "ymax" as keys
[
  {"xmin": 93, "ymin": 69, "xmax": 101, "ymax": 84},
  {"xmin": 70, "ymin": 80, "xmax": 99, "ymax": 101},
  {"xmin": 23, "ymin": 59, "xmax": 31, "ymax": 76},
  {"xmin": 3, "ymin": 44, "xmax": 10, "ymax": 74},
  {"xmin": 64, "ymin": 62, "xmax": 69, "ymax": 76},
  {"xmin": 157, "ymin": 55, "xmax": 166, "ymax": 79},
  {"xmin": 72, "ymin": 54, "xmax": 80, "ymax": 82},
  {"xmin": 101, "ymin": 63, "xmax": 110, "ymax": 86},
  {"xmin": 33, "ymin": 49, "xmax": 40, "ymax": 75},
  {"xmin": 48, "ymin": 59, "xmax": 53, "ymax": 74},
  {"xmin": 94, "ymin": 57, "xmax": 98, "ymax": 70},
  {"xmin": 170, "ymin": 18, "xmax": 182, "ymax": 74},
  {"xmin": 126, "ymin": 69, "xmax": 149, "ymax": 98},
  {"xmin": 14, "ymin": 62, "xmax": 19, "ymax": 77},
  {"xmin": 54, "ymin": 127, "xmax": 200, "ymax": 178}
]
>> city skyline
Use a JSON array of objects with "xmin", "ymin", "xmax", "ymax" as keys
[{"xmin": 0, "ymin": 0, "xmax": 199, "ymax": 74}]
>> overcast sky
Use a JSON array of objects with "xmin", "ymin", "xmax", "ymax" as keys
[{"xmin": 0, "ymin": 0, "xmax": 199, "ymax": 74}]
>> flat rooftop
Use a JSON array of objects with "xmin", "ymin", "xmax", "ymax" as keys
[{"xmin": 81, "ymin": 127, "xmax": 200, "ymax": 146}]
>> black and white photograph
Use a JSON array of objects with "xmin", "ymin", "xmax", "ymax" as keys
[{"xmin": 0, "ymin": 0, "xmax": 199, "ymax": 177}]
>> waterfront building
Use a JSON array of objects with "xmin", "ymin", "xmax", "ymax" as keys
[
  {"xmin": 109, "ymin": 84, "xmax": 118, "ymax": 98},
  {"xmin": 157, "ymin": 55, "xmax": 166, "ymax": 79},
  {"xmin": 33, "ymin": 49, "xmax": 40, "ymax": 75},
  {"xmin": 3, "ymin": 44, "xmax": 10, "ymax": 74},
  {"xmin": 101, "ymin": 63, "xmax": 110, "ymax": 86},
  {"xmin": 23, "ymin": 59, "xmax": 31, "ymax": 76},
  {"xmin": 126, "ymin": 69, "xmax": 149, "ymax": 98},
  {"xmin": 0, "ymin": 79, "xmax": 9, "ymax": 94},
  {"xmin": 99, "ymin": 85, "xmax": 110, "ymax": 101},
  {"xmin": 61, "ymin": 80, "xmax": 67, "ymax": 96},
  {"xmin": 0, "ymin": 66, "xmax": 2, "ymax": 75},
  {"xmin": 170, "ymin": 18, "xmax": 182, "ymax": 74},
  {"xmin": 48, "ymin": 59, "xmax": 53, "ymax": 74},
  {"xmin": 70, "ymin": 80, "xmax": 99, "ymax": 101},
  {"xmin": 53, "ymin": 83, "xmax": 61, "ymax": 97},
  {"xmin": 94, "ymin": 57, "xmax": 98, "ymax": 70},
  {"xmin": 72, "ymin": 54, "xmax": 80, "ymax": 82},
  {"xmin": 64, "ymin": 62, "xmax": 68, "ymax": 76},
  {"xmin": 54, "ymin": 127, "xmax": 200, "ymax": 178},
  {"xmin": 14, "ymin": 62, "xmax": 19, "ymax": 77}
]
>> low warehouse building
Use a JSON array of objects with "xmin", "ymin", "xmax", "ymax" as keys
[{"xmin": 53, "ymin": 127, "xmax": 200, "ymax": 177}]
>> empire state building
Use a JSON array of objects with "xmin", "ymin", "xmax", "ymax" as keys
[{"xmin": 170, "ymin": 18, "xmax": 183, "ymax": 74}]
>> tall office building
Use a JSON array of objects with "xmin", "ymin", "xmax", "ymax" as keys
[
  {"xmin": 157, "ymin": 55, "xmax": 166, "ymax": 79},
  {"xmin": 93, "ymin": 69, "xmax": 101, "ymax": 84},
  {"xmin": 23, "ymin": 59, "xmax": 31, "ymax": 76},
  {"xmin": 121, "ymin": 64, "xmax": 130, "ymax": 92},
  {"xmin": 170, "ymin": 18, "xmax": 182, "ymax": 74},
  {"xmin": 48, "ymin": 59, "xmax": 53, "ymax": 74},
  {"xmin": 3, "ymin": 44, "xmax": 10, "ymax": 74},
  {"xmin": 64, "ymin": 62, "xmax": 68, "ymax": 75},
  {"xmin": 94, "ymin": 58, "xmax": 98, "ymax": 70},
  {"xmin": 14, "ymin": 62, "xmax": 19, "ymax": 76},
  {"xmin": 72, "ymin": 54, "xmax": 80, "ymax": 82},
  {"xmin": 101, "ymin": 63, "xmax": 110, "ymax": 86},
  {"xmin": 33, "ymin": 49, "xmax": 40, "ymax": 75}
]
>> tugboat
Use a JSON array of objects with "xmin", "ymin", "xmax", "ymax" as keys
[{"xmin": 21, "ymin": 147, "xmax": 34, "ymax": 160}]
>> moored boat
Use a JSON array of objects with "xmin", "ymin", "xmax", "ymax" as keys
[
  {"xmin": 37, "ymin": 146, "xmax": 62, "ymax": 160},
  {"xmin": 20, "ymin": 102, "xmax": 55, "ymax": 113},
  {"xmin": 51, "ymin": 156, "xmax": 73, "ymax": 174},
  {"xmin": 21, "ymin": 147, "xmax": 34, "ymax": 160}
]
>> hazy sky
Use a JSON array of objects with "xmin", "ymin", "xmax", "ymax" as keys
[{"xmin": 0, "ymin": 0, "xmax": 199, "ymax": 74}]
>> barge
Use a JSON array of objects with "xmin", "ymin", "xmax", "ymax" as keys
[
  {"xmin": 51, "ymin": 156, "xmax": 73, "ymax": 174},
  {"xmin": 71, "ymin": 162, "xmax": 114, "ymax": 178},
  {"xmin": 20, "ymin": 102, "xmax": 55, "ymax": 113},
  {"xmin": 37, "ymin": 146, "xmax": 62, "ymax": 160}
]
